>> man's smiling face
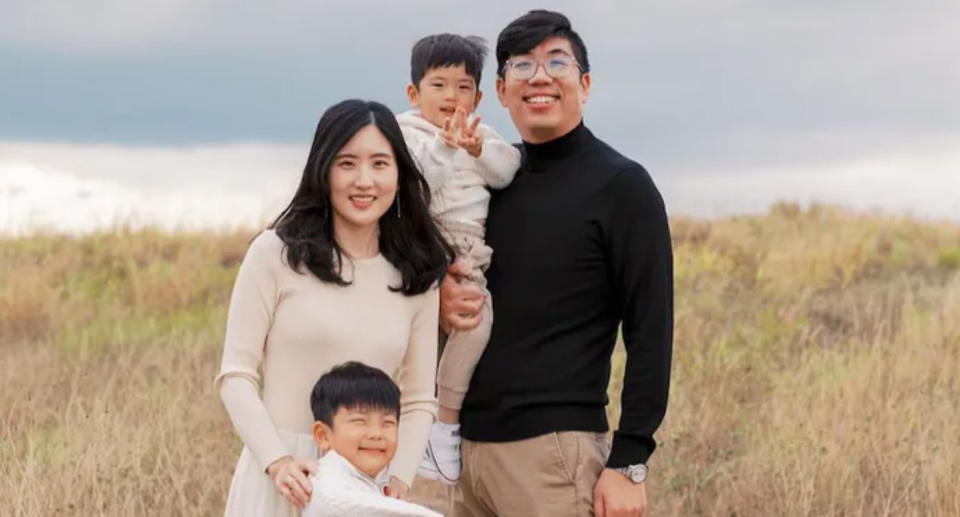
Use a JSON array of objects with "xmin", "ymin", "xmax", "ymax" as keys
[{"xmin": 496, "ymin": 36, "xmax": 591, "ymax": 144}]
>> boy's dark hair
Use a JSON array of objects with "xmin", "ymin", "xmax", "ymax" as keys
[
  {"xmin": 310, "ymin": 361, "xmax": 401, "ymax": 427},
  {"xmin": 496, "ymin": 10, "xmax": 590, "ymax": 78},
  {"xmin": 410, "ymin": 33, "xmax": 488, "ymax": 87}
]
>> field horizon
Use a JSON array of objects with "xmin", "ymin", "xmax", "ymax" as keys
[{"xmin": 2, "ymin": 201, "xmax": 959, "ymax": 516}]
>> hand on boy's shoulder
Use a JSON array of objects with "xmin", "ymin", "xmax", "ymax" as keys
[{"xmin": 383, "ymin": 475, "xmax": 410, "ymax": 500}]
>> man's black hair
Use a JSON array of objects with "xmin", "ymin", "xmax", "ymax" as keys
[
  {"xmin": 310, "ymin": 361, "xmax": 401, "ymax": 427},
  {"xmin": 410, "ymin": 33, "xmax": 488, "ymax": 87},
  {"xmin": 496, "ymin": 10, "xmax": 590, "ymax": 78}
]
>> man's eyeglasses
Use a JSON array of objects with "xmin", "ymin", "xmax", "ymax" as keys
[{"xmin": 503, "ymin": 54, "xmax": 581, "ymax": 80}]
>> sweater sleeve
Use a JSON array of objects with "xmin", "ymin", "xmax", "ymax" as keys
[
  {"xmin": 603, "ymin": 166, "xmax": 674, "ymax": 468},
  {"xmin": 401, "ymin": 126, "xmax": 456, "ymax": 193},
  {"xmin": 215, "ymin": 232, "xmax": 290, "ymax": 471},
  {"xmin": 387, "ymin": 287, "xmax": 440, "ymax": 486},
  {"xmin": 471, "ymin": 124, "xmax": 520, "ymax": 190}
]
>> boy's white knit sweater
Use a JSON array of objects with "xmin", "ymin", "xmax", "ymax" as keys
[
  {"xmin": 303, "ymin": 451, "xmax": 442, "ymax": 517},
  {"xmin": 396, "ymin": 111, "xmax": 520, "ymax": 235}
]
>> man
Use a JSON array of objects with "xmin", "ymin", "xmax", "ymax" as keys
[{"xmin": 440, "ymin": 10, "xmax": 674, "ymax": 517}]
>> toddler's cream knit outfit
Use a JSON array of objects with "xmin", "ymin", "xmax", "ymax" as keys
[{"xmin": 397, "ymin": 110, "xmax": 519, "ymax": 410}]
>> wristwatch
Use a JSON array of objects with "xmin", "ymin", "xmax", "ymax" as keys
[{"xmin": 613, "ymin": 463, "xmax": 648, "ymax": 484}]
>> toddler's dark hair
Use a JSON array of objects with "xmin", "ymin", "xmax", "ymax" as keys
[{"xmin": 411, "ymin": 33, "xmax": 488, "ymax": 86}]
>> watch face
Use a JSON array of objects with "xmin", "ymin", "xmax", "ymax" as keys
[
  {"xmin": 615, "ymin": 464, "xmax": 647, "ymax": 483},
  {"xmin": 629, "ymin": 464, "xmax": 647, "ymax": 483}
]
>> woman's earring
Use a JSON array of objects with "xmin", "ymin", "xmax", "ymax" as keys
[{"xmin": 396, "ymin": 194, "xmax": 402, "ymax": 218}]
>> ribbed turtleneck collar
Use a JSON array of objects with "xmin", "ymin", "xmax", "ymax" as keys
[{"xmin": 521, "ymin": 121, "xmax": 595, "ymax": 170}]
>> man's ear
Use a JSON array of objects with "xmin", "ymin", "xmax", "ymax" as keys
[
  {"xmin": 312, "ymin": 421, "xmax": 332, "ymax": 452},
  {"xmin": 496, "ymin": 77, "xmax": 507, "ymax": 107},
  {"xmin": 406, "ymin": 84, "xmax": 419, "ymax": 108},
  {"xmin": 579, "ymin": 72, "xmax": 591, "ymax": 105}
]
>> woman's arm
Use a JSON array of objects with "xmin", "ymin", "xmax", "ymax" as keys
[
  {"xmin": 387, "ymin": 287, "xmax": 441, "ymax": 487},
  {"xmin": 215, "ymin": 232, "xmax": 290, "ymax": 469}
]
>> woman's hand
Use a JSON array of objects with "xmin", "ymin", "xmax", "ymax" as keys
[
  {"xmin": 440, "ymin": 258, "xmax": 485, "ymax": 333},
  {"xmin": 383, "ymin": 475, "xmax": 410, "ymax": 500},
  {"xmin": 266, "ymin": 455, "xmax": 318, "ymax": 510}
]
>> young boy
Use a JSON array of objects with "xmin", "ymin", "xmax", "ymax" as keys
[
  {"xmin": 303, "ymin": 362, "xmax": 442, "ymax": 517},
  {"xmin": 397, "ymin": 33, "xmax": 521, "ymax": 483}
]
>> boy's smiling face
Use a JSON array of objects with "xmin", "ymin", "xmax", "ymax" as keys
[
  {"xmin": 407, "ymin": 64, "xmax": 483, "ymax": 128},
  {"xmin": 312, "ymin": 406, "xmax": 399, "ymax": 478}
]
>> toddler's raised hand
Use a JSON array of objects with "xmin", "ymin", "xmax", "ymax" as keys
[
  {"xmin": 458, "ymin": 115, "xmax": 483, "ymax": 158},
  {"xmin": 440, "ymin": 116, "xmax": 459, "ymax": 149}
]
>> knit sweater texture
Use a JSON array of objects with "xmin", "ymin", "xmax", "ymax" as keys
[
  {"xmin": 217, "ymin": 230, "xmax": 438, "ymax": 486},
  {"xmin": 396, "ymin": 110, "xmax": 519, "ymax": 238},
  {"xmin": 303, "ymin": 451, "xmax": 441, "ymax": 517},
  {"xmin": 460, "ymin": 122, "xmax": 674, "ymax": 468}
]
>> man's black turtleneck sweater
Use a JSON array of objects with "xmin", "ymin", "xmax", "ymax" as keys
[{"xmin": 460, "ymin": 121, "xmax": 673, "ymax": 468}]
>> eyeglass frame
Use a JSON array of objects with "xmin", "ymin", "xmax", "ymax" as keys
[{"xmin": 501, "ymin": 51, "xmax": 584, "ymax": 80}]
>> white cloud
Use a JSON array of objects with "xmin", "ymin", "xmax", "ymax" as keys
[
  {"xmin": 2, "ymin": 1, "xmax": 958, "ymax": 185},
  {"xmin": 658, "ymin": 139, "xmax": 960, "ymax": 222},
  {"xmin": 0, "ymin": 141, "xmax": 304, "ymax": 235},
  {"xmin": 1, "ymin": 139, "xmax": 957, "ymax": 236},
  {"xmin": 0, "ymin": 140, "xmax": 304, "ymax": 191}
]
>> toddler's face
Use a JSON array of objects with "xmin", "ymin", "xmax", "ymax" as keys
[
  {"xmin": 314, "ymin": 406, "xmax": 399, "ymax": 478},
  {"xmin": 408, "ymin": 64, "xmax": 482, "ymax": 128}
]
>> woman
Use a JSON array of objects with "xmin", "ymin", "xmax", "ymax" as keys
[{"xmin": 216, "ymin": 99, "xmax": 453, "ymax": 516}]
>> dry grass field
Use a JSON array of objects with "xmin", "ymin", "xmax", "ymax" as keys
[{"xmin": 2, "ymin": 202, "xmax": 959, "ymax": 516}]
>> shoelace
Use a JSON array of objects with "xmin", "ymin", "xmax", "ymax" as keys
[{"xmin": 425, "ymin": 439, "xmax": 460, "ymax": 483}]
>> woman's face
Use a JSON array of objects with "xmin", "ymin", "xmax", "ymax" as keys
[{"xmin": 328, "ymin": 124, "xmax": 399, "ymax": 238}]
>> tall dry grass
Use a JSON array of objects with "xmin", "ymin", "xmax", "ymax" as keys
[
  {"xmin": 1, "ymin": 228, "xmax": 250, "ymax": 515},
  {"xmin": 2, "ymin": 204, "xmax": 959, "ymax": 516}
]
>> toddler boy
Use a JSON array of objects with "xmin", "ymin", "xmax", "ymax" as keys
[{"xmin": 398, "ymin": 33, "xmax": 520, "ymax": 483}]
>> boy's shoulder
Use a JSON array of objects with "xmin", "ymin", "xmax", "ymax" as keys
[
  {"xmin": 396, "ymin": 110, "xmax": 435, "ymax": 134},
  {"xmin": 304, "ymin": 466, "xmax": 378, "ymax": 516},
  {"xmin": 314, "ymin": 451, "xmax": 386, "ymax": 491}
]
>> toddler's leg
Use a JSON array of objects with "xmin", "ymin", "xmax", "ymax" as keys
[
  {"xmin": 437, "ymin": 293, "xmax": 493, "ymax": 422},
  {"xmin": 417, "ymin": 239, "xmax": 492, "ymax": 485},
  {"xmin": 438, "ymin": 236, "xmax": 493, "ymax": 423}
]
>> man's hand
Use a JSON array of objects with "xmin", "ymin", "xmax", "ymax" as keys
[
  {"xmin": 594, "ymin": 468, "xmax": 647, "ymax": 517},
  {"xmin": 439, "ymin": 258, "xmax": 485, "ymax": 333}
]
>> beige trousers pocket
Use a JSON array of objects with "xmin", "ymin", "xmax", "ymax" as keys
[{"xmin": 457, "ymin": 432, "xmax": 609, "ymax": 517}]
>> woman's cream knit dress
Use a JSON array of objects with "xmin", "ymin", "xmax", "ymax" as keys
[{"xmin": 216, "ymin": 231, "xmax": 438, "ymax": 516}]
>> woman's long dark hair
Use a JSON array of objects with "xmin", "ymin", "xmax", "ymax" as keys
[{"xmin": 269, "ymin": 99, "xmax": 453, "ymax": 295}]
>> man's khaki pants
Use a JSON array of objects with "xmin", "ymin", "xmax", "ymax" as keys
[{"xmin": 455, "ymin": 431, "xmax": 609, "ymax": 517}]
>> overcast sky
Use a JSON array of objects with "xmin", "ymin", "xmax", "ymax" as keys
[{"xmin": 1, "ymin": 1, "xmax": 958, "ymax": 232}]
